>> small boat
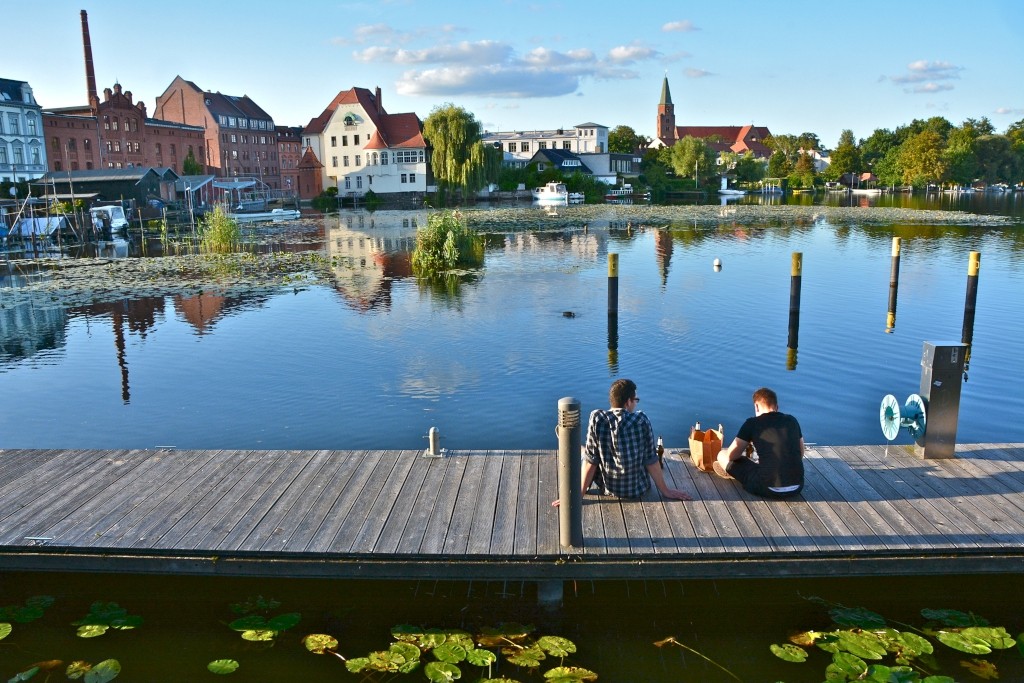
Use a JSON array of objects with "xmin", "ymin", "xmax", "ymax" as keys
[
  {"xmin": 228, "ymin": 208, "xmax": 301, "ymax": 221},
  {"xmin": 532, "ymin": 182, "xmax": 569, "ymax": 203},
  {"xmin": 604, "ymin": 184, "xmax": 652, "ymax": 202},
  {"xmin": 717, "ymin": 177, "xmax": 746, "ymax": 196},
  {"xmin": 850, "ymin": 188, "xmax": 882, "ymax": 195}
]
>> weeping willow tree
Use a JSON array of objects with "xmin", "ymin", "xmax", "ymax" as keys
[{"xmin": 423, "ymin": 104, "xmax": 501, "ymax": 198}]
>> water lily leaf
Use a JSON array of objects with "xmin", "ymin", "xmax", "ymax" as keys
[
  {"xmin": 813, "ymin": 632, "xmax": 841, "ymax": 653},
  {"xmin": 862, "ymin": 664, "xmax": 892, "ymax": 682},
  {"xmin": 12, "ymin": 607, "xmax": 45, "ymax": 623},
  {"xmin": 109, "ymin": 615, "xmax": 142, "ymax": 630},
  {"xmin": 390, "ymin": 642, "xmax": 421, "ymax": 663},
  {"xmin": 829, "ymin": 606, "xmax": 886, "ymax": 628},
  {"xmin": 76, "ymin": 625, "xmax": 109, "ymax": 638},
  {"xmin": 443, "ymin": 630, "xmax": 475, "ymax": 649},
  {"xmin": 478, "ymin": 623, "xmax": 536, "ymax": 647},
  {"xmin": 537, "ymin": 636, "xmax": 576, "ymax": 657},
  {"xmin": 961, "ymin": 626, "xmax": 1016, "ymax": 650},
  {"xmin": 921, "ymin": 676, "xmax": 956, "ymax": 683},
  {"xmin": 422, "ymin": 628, "xmax": 448, "ymax": 648},
  {"xmin": 240, "ymin": 629, "xmax": 278, "ymax": 642},
  {"xmin": 345, "ymin": 657, "xmax": 370, "ymax": 673},
  {"xmin": 1019, "ymin": 632, "xmax": 1024, "ymax": 656},
  {"xmin": 0, "ymin": 623, "xmax": 11, "ymax": 640},
  {"xmin": 391, "ymin": 624, "xmax": 425, "ymax": 642},
  {"xmin": 826, "ymin": 651, "xmax": 867, "ymax": 679},
  {"xmin": 229, "ymin": 615, "xmax": 266, "ymax": 631},
  {"xmin": 506, "ymin": 645, "xmax": 546, "ymax": 668},
  {"xmin": 206, "ymin": 659, "xmax": 239, "ymax": 674},
  {"xmin": 960, "ymin": 658, "xmax": 999, "ymax": 679},
  {"xmin": 84, "ymin": 659, "xmax": 120, "ymax": 683},
  {"xmin": 770, "ymin": 643, "xmax": 808, "ymax": 662},
  {"xmin": 789, "ymin": 630, "xmax": 828, "ymax": 646},
  {"xmin": 433, "ymin": 643, "xmax": 468, "ymax": 663},
  {"xmin": 303, "ymin": 633, "xmax": 339, "ymax": 654},
  {"xmin": 921, "ymin": 608, "xmax": 988, "ymax": 627},
  {"xmin": 66, "ymin": 661, "xmax": 91, "ymax": 679},
  {"xmin": 891, "ymin": 631, "xmax": 934, "ymax": 657},
  {"xmin": 466, "ymin": 648, "xmax": 497, "ymax": 667},
  {"xmin": 835, "ymin": 631, "xmax": 887, "ymax": 659},
  {"xmin": 6, "ymin": 666, "xmax": 39, "ymax": 681},
  {"xmin": 543, "ymin": 665, "xmax": 597, "ymax": 682},
  {"xmin": 424, "ymin": 661, "xmax": 462, "ymax": 682},
  {"xmin": 936, "ymin": 630, "xmax": 992, "ymax": 654},
  {"xmin": 25, "ymin": 596, "xmax": 55, "ymax": 609}
]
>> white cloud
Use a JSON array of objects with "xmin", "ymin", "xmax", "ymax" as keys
[
  {"xmin": 663, "ymin": 20, "xmax": 699, "ymax": 32},
  {"xmin": 396, "ymin": 66, "xmax": 580, "ymax": 98},
  {"xmin": 995, "ymin": 107, "xmax": 1024, "ymax": 115},
  {"xmin": 890, "ymin": 60, "xmax": 963, "ymax": 90},
  {"xmin": 685, "ymin": 68, "xmax": 714, "ymax": 78},
  {"xmin": 608, "ymin": 45, "xmax": 659, "ymax": 64}
]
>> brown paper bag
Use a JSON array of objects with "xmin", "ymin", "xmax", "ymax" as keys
[{"xmin": 689, "ymin": 423, "xmax": 724, "ymax": 472}]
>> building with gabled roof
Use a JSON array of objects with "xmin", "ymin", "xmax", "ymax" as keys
[
  {"xmin": 653, "ymin": 76, "xmax": 773, "ymax": 158},
  {"xmin": 155, "ymin": 76, "xmax": 282, "ymax": 189},
  {"xmin": 481, "ymin": 122, "xmax": 608, "ymax": 168},
  {"xmin": 1, "ymin": 77, "xmax": 46, "ymax": 183},
  {"xmin": 301, "ymin": 86, "xmax": 427, "ymax": 199}
]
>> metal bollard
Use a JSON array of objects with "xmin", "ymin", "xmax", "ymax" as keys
[
  {"xmin": 887, "ymin": 237, "xmax": 901, "ymax": 332},
  {"xmin": 607, "ymin": 253, "xmax": 619, "ymax": 316},
  {"xmin": 556, "ymin": 397, "xmax": 583, "ymax": 548}
]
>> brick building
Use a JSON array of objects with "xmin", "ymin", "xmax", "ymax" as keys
[
  {"xmin": 276, "ymin": 125, "xmax": 302, "ymax": 196},
  {"xmin": 654, "ymin": 76, "xmax": 772, "ymax": 158},
  {"xmin": 154, "ymin": 76, "xmax": 282, "ymax": 189}
]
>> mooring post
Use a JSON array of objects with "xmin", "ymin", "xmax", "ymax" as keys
[
  {"xmin": 787, "ymin": 252, "xmax": 802, "ymax": 368},
  {"xmin": 607, "ymin": 253, "xmax": 619, "ymax": 316},
  {"xmin": 962, "ymin": 251, "xmax": 980, "ymax": 346},
  {"xmin": 556, "ymin": 396, "xmax": 583, "ymax": 549},
  {"xmin": 887, "ymin": 237, "xmax": 901, "ymax": 332},
  {"xmin": 607, "ymin": 313, "xmax": 619, "ymax": 372}
]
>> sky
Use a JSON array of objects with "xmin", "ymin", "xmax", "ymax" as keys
[{"xmin": 6, "ymin": 0, "xmax": 1023, "ymax": 150}]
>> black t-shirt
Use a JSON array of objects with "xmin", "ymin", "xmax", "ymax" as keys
[{"xmin": 736, "ymin": 411, "xmax": 803, "ymax": 488}]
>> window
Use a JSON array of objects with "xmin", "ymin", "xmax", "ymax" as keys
[
  {"xmin": 344, "ymin": 177, "xmax": 351, "ymax": 189},
  {"xmin": 409, "ymin": 173, "xmax": 415, "ymax": 183},
  {"xmin": 113, "ymin": 141, "xmax": 121, "ymax": 152},
  {"xmin": 539, "ymin": 141, "xmax": 547, "ymax": 149},
  {"xmin": 343, "ymin": 156, "xmax": 349, "ymax": 167},
  {"xmin": 112, "ymin": 118, "xmax": 118, "ymax": 131},
  {"xmin": 84, "ymin": 138, "xmax": 91, "ymax": 151},
  {"xmin": 508, "ymin": 142, "xmax": 517, "ymax": 153},
  {"xmin": 156, "ymin": 143, "xmax": 162, "ymax": 154},
  {"xmin": 563, "ymin": 141, "xmax": 571, "ymax": 150},
  {"xmin": 13, "ymin": 147, "xmax": 23, "ymax": 164},
  {"xmin": 86, "ymin": 161, "xmax": 93, "ymax": 169},
  {"xmin": 51, "ymin": 136, "xmax": 60, "ymax": 151},
  {"xmin": 401, "ymin": 173, "xmax": 407, "ymax": 183},
  {"xmin": 520, "ymin": 142, "xmax": 529, "ymax": 152},
  {"xmin": 354, "ymin": 134, "xmax": 359, "ymax": 144},
  {"xmin": 170, "ymin": 144, "xmax": 176, "ymax": 156},
  {"xmin": 380, "ymin": 151, "xmax": 388, "ymax": 164},
  {"xmin": 239, "ymin": 118, "xmax": 247, "ymax": 128},
  {"xmin": 55, "ymin": 160, "xmax": 62, "ymax": 171},
  {"xmin": 342, "ymin": 135, "xmax": 348, "ymax": 146},
  {"xmin": 370, "ymin": 152, "xmax": 377, "ymax": 165},
  {"xmin": 231, "ymin": 150, "xmax": 238, "ymax": 159},
  {"xmin": 103, "ymin": 116, "xmax": 110, "ymax": 130},
  {"xmin": 260, "ymin": 136, "xmax": 266, "ymax": 144},
  {"xmin": 106, "ymin": 141, "xmax": 113, "ymax": 152},
  {"xmin": 355, "ymin": 155, "xmax": 361, "ymax": 166},
  {"xmin": 68, "ymin": 138, "xmax": 76, "ymax": 151},
  {"xmin": 331, "ymin": 136, "xmax": 336, "ymax": 147},
  {"xmin": 394, "ymin": 150, "xmax": 420, "ymax": 163},
  {"xmin": 332, "ymin": 156, "xmax": 338, "ymax": 167},
  {"xmin": 27, "ymin": 114, "xmax": 36, "ymax": 135},
  {"xmin": 0, "ymin": 147, "xmax": 6, "ymax": 164},
  {"xmin": 368, "ymin": 175, "xmax": 373, "ymax": 185},
  {"xmin": 32, "ymin": 148, "xmax": 40, "ymax": 164},
  {"xmin": 228, "ymin": 117, "xmax": 236, "ymax": 127},
  {"xmin": 356, "ymin": 176, "xmax": 362, "ymax": 189},
  {"xmin": 231, "ymin": 134, "xmax": 237, "ymax": 143}
]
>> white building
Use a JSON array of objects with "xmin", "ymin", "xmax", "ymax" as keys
[
  {"xmin": 481, "ymin": 123, "xmax": 608, "ymax": 167},
  {"xmin": 0, "ymin": 78, "xmax": 46, "ymax": 183},
  {"xmin": 302, "ymin": 87, "xmax": 426, "ymax": 198}
]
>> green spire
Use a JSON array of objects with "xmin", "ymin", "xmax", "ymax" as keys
[{"xmin": 660, "ymin": 75, "xmax": 672, "ymax": 106}]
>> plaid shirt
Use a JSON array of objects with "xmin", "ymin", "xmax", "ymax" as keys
[{"xmin": 584, "ymin": 408, "xmax": 658, "ymax": 498}]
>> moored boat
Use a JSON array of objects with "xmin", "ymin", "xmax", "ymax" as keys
[
  {"xmin": 532, "ymin": 181, "xmax": 569, "ymax": 203},
  {"xmin": 228, "ymin": 208, "xmax": 301, "ymax": 221}
]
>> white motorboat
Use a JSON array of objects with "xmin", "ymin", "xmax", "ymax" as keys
[
  {"xmin": 718, "ymin": 177, "xmax": 746, "ymax": 196},
  {"xmin": 228, "ymin": 208, "xmax": 301, "ymax": 221},
  {"xmin": 532, "ymin": 182, "xmax": 569, "ymax": 203}
]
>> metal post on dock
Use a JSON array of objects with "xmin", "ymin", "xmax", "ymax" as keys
[
  {"xmin": 887, "ymin": 237, "xmax": 901, "ymax": 332},
  {"xmin": 607, "ymin": 313, "xmax": 619, "ymax": 372},
  {"xmin": 607, "ymin": 253, "xmax": 618, "ymax": 316},
  {"xmin": 962, "ymin": 251, "xmax": 980, "ymax": 347},
  {"xmin": 787, "ymin": 252, "xmax": 802, "ymax": 369},
  {"xmin": 556, "ymin": 396, "xmax": 583, "ymax": 548}
]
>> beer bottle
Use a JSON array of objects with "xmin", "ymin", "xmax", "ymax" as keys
[{"xmin": 657, "ymin": 435, "xmax": 665, "ymax": 468}]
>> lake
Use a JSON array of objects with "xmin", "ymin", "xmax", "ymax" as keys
[{"xmin": 2, "ymin": 193, "xmax": 1023, "ymax": 451}]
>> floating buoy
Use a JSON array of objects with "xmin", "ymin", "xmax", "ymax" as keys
[{"xmin": 713, "ymin": 258, "xmax": 722, "ymax": 272}]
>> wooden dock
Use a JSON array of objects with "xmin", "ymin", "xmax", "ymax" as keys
[{"xmin": 1, "ymin": 444, "xmax": 1023, "ymax": 580}]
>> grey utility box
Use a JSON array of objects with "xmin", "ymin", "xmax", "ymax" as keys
[{"xmin": 915, "ymin": 341, "xmax": 967, "ymax": 459}]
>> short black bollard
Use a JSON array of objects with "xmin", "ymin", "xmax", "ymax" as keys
[
  {"xmin": 787, "ymin": 252, "xmax": 802, "ymax": 367},
  {"xmin": 556, "ymin": 397, "xmax": 583, "ymax": 548},
  {"xmin": 962, "ymin": 251, "xmax": 980, "ymax": 346},
  {"xmin": 607, "ymin": 253, "xmax": 619, "ymax": 316}
]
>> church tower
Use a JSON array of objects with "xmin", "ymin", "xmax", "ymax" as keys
[{"xmin": 657, "ymin": 76, "xmax": 676, "ymax": 144}]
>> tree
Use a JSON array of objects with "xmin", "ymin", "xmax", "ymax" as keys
[
  {"xmin": 734, "ymin": 152, "xmax": 765, "ymax": 183},
  {"xmin": 873, "ymin": 147, "xmax": 904, "ymax": 187},
  {"xmin": 668, "ymin": 136, "xmax": 717, "ymax": 186},
  {"xmin": 765, "ymin": 134, "xmax": 801, "ymax": 164},
  {"xmin": 944, "ymin": 125, "xmax": 980, "ymax": 186},
  {"xmin": 788, "ymin": 152, "xmax": 818, "ymax": 189},
  {"xmin": 826, "ymin": 129, "xmax": 862, "ymax": 182},
  {"xmin": 423, "ymin": 103, "xmax": 494, "ymax": 195},
  {"xmin": 767, "ymin": 150, "xmax": 791, "ymax": 179},
  {"xmin": 860, "ymin": 128, "xmax": 899, "ymax": 169},
  {"xmin": 182, "ymin": 148, "xmax": 203, "ymax": 175},
  {"xmin": 608, "ymin": 125, "xmax": 645, "ymax": 154},
  {"xmin": 899, "ymin": 130, "xmax": 947, "ymax": 187}
]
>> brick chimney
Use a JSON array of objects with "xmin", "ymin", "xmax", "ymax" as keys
[
  {"xmin": 81, "ymin": 10, "xmax": 100, "ymax": 116},
  {"xmin": 375, "ymin": 86, "xmax": 382, "ymax": 114}
]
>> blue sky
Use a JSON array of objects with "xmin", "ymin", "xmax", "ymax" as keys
[{"xmin": 8, "ymin": 0, "xmax": 1023, "ymax": 149}]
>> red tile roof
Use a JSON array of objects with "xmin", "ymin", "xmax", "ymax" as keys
[{"xmin": 303, "ymin": 87, "xmax": 424, "ymax": 149}]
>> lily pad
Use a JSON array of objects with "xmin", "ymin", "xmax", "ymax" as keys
[
  {"xmin": 303, "ymin": 633, "xmax": 339, "ymax": 654},
  {"xmin": 76, "ymin": 625, "xmax": 109, "ymax": 638},
  {"xmin": 466, "ymin": 648, "xmax": 497, "ymax": 667},
  {"xmin": 543, "ymin": 665, "xmax": 598, "ymax": 682},
  {"xmin": 265, "ymin": 612, "xmax": 301, "ymax": 631},
  {"xmin": 6, "ymin": 666, "xmax": 39, "ymax": 682},
  {"xmin": 206, "ymin": 659, "xmax": 239, "ymax": 675},
  {"xmin": 829, "ymin": 606, "xmax": 886, "ymax": 629},
  {"xmin": 240, "ymin": 629, "xmax": 277, "ymax": 642},
  {"xmin": 433, "ymin": 643, "xmax": 468, "ymax": 663},
  {"xmin": 770, "ymin": 643, "xmax": 808, "ymax": 662},
  {"xmin": 424, "ymin": 661, "xmax": 462, "ymax": 682},
  {"xmin": 66, "ymin": 661, "xmax": 92, "ymax": 679},
  {"xmin": 537, "ymin": 636, "xmax": 576, "ymax": 658},
  {"xmin": 0, "ymin": 623, "xmax": 11, "ymax": 640},
  {"xmin": 505, "ymin": 645, "xmax": 546, "ymax": 668},
  {"xmin": 835, "ymin": 631, "xmax": 887, "ymax": 659},
  {"xmin": 826, "ymin": 651, "xmax": 867, "ymax": 678},
  {"xmin": 84, "ymin": 659, "xmax": 120, "ymax": 683},
  {"xmin": 921, "ymin": 609, "xmax": 988, "ymax": 627}
]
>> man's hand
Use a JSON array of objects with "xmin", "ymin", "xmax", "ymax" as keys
[{"xmin": 659, "ymin": 487, "xmax": 692, "ymax": 501}]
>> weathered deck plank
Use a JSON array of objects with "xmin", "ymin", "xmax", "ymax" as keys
[{"xmin": 3, "ymin": 444, "xmax": 1024, "ymax": 580}]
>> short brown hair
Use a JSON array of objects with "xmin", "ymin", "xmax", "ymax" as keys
[
  {"xmin": 752, "ymin": 387, "xmax": 778, "ymax": 409},
  {"xmin": 609, "ymin": 379, "xmax": 637, "ymax": 408}
]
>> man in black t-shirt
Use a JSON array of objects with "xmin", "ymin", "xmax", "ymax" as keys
[{"xmin": 714, "ymin": 387, "xmax": 804, "ymax": 499}]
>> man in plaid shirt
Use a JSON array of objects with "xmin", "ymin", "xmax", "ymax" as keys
[{"xmin": 581, "ymin": 379, "xmax": 690, "ymax": 501}]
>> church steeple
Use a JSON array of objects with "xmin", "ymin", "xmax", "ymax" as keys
[{"xmin": 657, "ymin": 75, "xmax": 676, "ymax": 143}]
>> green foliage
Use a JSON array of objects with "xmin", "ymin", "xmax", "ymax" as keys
[
  {"xmin": 72, "ymin": 602, "xmax": 143, "ymax": 638},
  {"xmin": 826, "ymin": 129, "xmax": 863, "ymax": 181},
  {"xmin": 0, "ymin": 596, "xmax": 54, "ymax": 624},
  {"xmin": 311, "ymin": 189, "xmax": 338, "ymax": 212},
  {"xmin": 424, "ymin": 103, "xmax": 495, "ymax": 195},
  {"xmin": 900, "ymin": 130, "xmax": 948, "ymax": 187},
  {"xmin": 669, "ymin": 136, "xmax": 717, "ymax": 183},
  {"xmin": 182, "ymin": 148, "xmax": 203, "ymax": 175},
  {"xmin": 411, "ymin": 210, "xmax": 484, "ymax": 276},
  {"xmin": 608, "ymin": 125, "xmax": 648, "ymax": 154},
  {"xmin": 769, "ymin": 599, "xmax": 1019, "ymax": 682},
  {"xmin": 206, "ymin": 659, "xmax": 239, "ymax": 675},
  {"xmin": 199, "ymin": 206, "xmax": 241, "ymax": 253}
]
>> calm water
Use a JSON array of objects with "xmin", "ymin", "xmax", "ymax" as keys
[
  {"xmin": 2, "ymin": 193, "xmax": 1024, "ymax": 681},
  {"xmin": 2, "ymin": 193, "xmax": 1023, "ymax": 451}
]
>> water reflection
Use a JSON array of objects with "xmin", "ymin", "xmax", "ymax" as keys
[{"xmin": 326, "ymin": 213, "xmax": 419, "ymax": 312}]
